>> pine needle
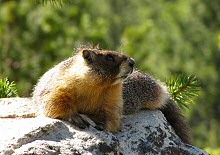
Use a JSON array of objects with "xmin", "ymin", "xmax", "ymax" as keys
[
  {"xmin": 35, "ymin": 0, "xmax": 70, "ymax": 7},
  {"xmin": 0, "ymin": 78, "xmax": 19, "ymax": 98},
  {"xmin": 165, "ymin": 74, "xmax": 201, "ymax": 109}
]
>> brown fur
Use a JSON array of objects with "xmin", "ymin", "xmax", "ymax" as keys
[
  {"xmin": 123, "ymin": 70, "xmax": 192, "ymax": 144},
  {"xmin": 123, "ymin": 70, "xmax": 168, "ymax": 114},
  {"xmin": 33, "ymin": 45, "xmax": 135, "ymax": 133},
  {"xmin": 159, "ymin": 98, "xmax": 192, "ymax": 144}
]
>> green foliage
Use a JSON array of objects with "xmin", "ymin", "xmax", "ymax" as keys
[
  {"xmin": 35, "ymin": 0, "xmax": 66, "ymax": 6},
  {"xmin": 0, "ymin": 78, "xmax": 19, "ymax": 98},
  {"xmin": 205, "ymin": 148, "xmax": 220, "ymax": 155},
  {"xmin": 166, "ymin": 74, "xmax": 201, "ymax": 109}
]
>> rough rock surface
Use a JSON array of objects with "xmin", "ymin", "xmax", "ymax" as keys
[{"xmin": 0, "ymin": 98, "xmax": 209, "ymax": 155}]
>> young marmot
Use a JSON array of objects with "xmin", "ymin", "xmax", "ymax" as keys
[
  {"xmin": 33, "ymin": 45, "xmax": 135, "ymax": 133},
  {"xmin": 123, "ymin": 70, "xmax": 191, "ymax": 144}
]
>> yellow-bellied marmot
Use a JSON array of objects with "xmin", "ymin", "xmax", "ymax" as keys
[
  {"xmin": 123, "ymin": 70, "xmax": 191, "ymax": 144},
  {"xmin": 32, "ymin": 45, "xmax": 135, "ymax": 133}
]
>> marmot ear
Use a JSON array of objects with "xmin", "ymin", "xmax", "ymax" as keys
[{"xmin": 82, "ymin": 50, "xmax": 94, "ymax": 63}]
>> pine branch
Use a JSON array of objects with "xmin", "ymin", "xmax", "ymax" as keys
[
  {"xmin": 35, "ymin": 0, "xmax": 67, "ymax": 6},
  {"xmin": 0, "ymin": 78, "xmax": 19, "ymax": 98},
  {"xmin": 165, "ymin": 74, "xmax": 201, "ymax": 109}
]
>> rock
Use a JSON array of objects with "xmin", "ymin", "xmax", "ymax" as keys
[
  {"xmin": 0, "ymin": 98, "xmax": 35, "ymax": 118},
  {"xmin": 0, "ymin": 117, "xmax": 119, "ymax": 155},
  {"xmin": 0, "ymin": 98, "xmax": 209, "ymax": 155},
  {"xmin": 117, "ymin": 111, "xmax": 208, "ymax": 155}
]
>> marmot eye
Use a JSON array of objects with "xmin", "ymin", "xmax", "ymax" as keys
[{"xmin": 105, "ymin": 54, "xmax": 115, "ymax": 62}]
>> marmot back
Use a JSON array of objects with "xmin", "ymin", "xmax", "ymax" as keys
[
  {"xmin": 123, "ymin": 70, "xmax": 192, "ymax": 144},
  {"xmin": 33, "ymin": 45, "xmax": 135, "ymax": 133},
  {"xmin": 123, "ymin": 70, "xmax": 168, "ymax": 114}
]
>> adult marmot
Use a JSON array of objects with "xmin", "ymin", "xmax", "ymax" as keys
[{"xmin": 33, "ymin": 45, "xmax": 135, "ymax": 133}]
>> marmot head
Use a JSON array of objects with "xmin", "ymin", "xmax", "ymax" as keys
[{"xmin": 78, "ymin": 47, "xmax": 135, "ymax": 85}]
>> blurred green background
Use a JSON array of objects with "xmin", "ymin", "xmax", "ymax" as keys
[{"xmin": 0, "ymin": 0, "xmax": 219, "ymax": 152}]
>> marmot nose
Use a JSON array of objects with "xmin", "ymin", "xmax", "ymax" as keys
[{"xmin": 128, "ymin": 58, "xmax": 135, "ymax": 68}]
